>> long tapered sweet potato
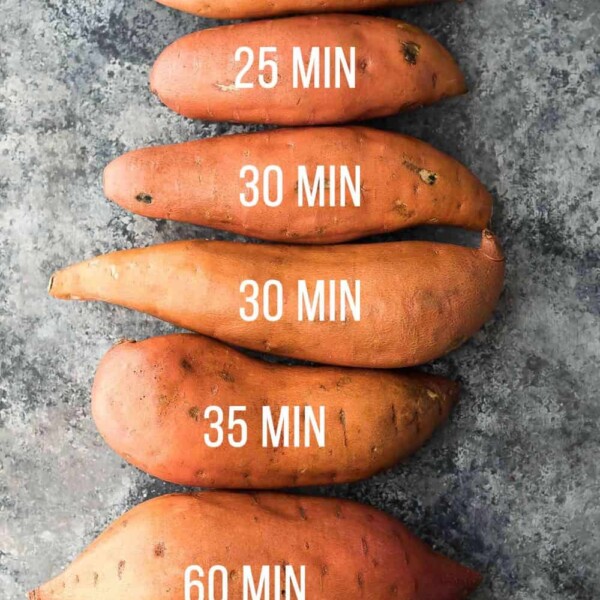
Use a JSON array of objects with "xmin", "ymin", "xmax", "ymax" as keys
[
  {"xmin": 150, "ymin": 15, "xmax": 467, "ymax": 125},
  {"xmin": 93, "ymin": 334, "xmax": 458, "ymax": 488},
  {"xmin": 104, "ymin": 127, "xmax": 492, "ymax": 243},
  {"xmin": 49, "ymin": 232, "xmax": 504, "ymax": 368},
  {"xmin": 156, "ymin": 0, "xmax": 444, "ymax": 20},
  {"xmin": 29, "ymin": 492, "xmax": 481, "ymax": 600}
]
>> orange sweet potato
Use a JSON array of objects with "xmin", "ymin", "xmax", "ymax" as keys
[
  {"xmin": 150, "ymin": 15, "xmax": 466, "ymax": 125},
  {"xmin": 156, "ymin": 0, "xmax": 444, "ymax": 19},
  {"xmin": 104, "ymin": 127, "xmax": 492, "ymax": 243},
  {"xmin": 29, "ymin": 492, "xmax": 481, "ymax": 600},
  {"xmin": 49, "ymin": 232, "xmax": 504, "ymax": 368},
  {"xmin": 93, "ymin": 334, "xmax": 458, "ymax": 488}
]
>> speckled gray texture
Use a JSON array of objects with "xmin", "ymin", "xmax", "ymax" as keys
[{"xmin": 0, "ymin": 0, "xmax": 598, "ymax": 598}]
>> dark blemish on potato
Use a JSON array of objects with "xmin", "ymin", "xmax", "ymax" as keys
[
  {"xmin": 402, "ymin": 42, "xmax": 421, "ymax": 65},
  {"xmin": 117, "ymin": 560, "xmax": 126, "ymax": 579},
  {"xmin": 188, "ymin": 406, "xmax": 200, "ymax": 421},
  {"xmin": 391, "ymin": 403, "xmax": 399, "ymax": 433},
  {"xmin": 336, "ymin": 376, "xmax": 352, "ymax": 388},
  {"xmin": 393, "ymin": 201, "xmax": 416, "ymax": 218},
  {"xmin": 357, "ymin": 572, "xmax": 365, "ymax": 588},
  {"xmin": 335, "ymin": 505, "xmax": 343, "ymax": 519},
  {"xmin": 154, "ymin": 542, "xmax": 166, "ymax": 557},
  {"xmin": 181, "ymin": 358, "xmax": 194, "ymax": 372},
  {"xmin": 135, "ymin": 193, "xmax": 153, "ymax": 204},
  {"xmin": 219, "ymin": 370, "xmax": 235, "ymax": 383},
  {"xmin": 361, "ymin": 537, "xmax": 369, "ymax": 556},
  {"xmin": 299, "ymin": 506, "xmax": 308, "ymax": 520},
  {"xmin": 419, "ymin": 169, "xmax": 438, "ymax": 185},
  {"xmin": 321, "ymin": 565, "xmax": 329, "ymax": 576},
  {"xmin": 403, "ymin": 160, "xmax": 438, "ymax": 185},
  {"xmin": 432, "ymin": 73, "xmax": 438, "ymax": 88},
  {"xmin": 75, "ymin": 575, "xmax": 80, "ymax": 584},
  {"xmin": 359, "ymin": 58, "xmax": 368, "ymax": 72},
  {"xmin": 93, "ymin": 572, "xmax": 99, "ymax": 586},
  {"xmin": 339, "ymin": 409, "xmax": 348, "ymax": 447}
]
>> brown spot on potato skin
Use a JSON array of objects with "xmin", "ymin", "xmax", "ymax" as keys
[
  {"xmin": 393, "ymin": 200, "xmax": 416, "ymax": 218},
  {"xmin": 419, "ymin": 169, "xmax": 438, "ymax": 185},
  {"xmin": 188, "ymin": 406, "xmax": 200, "ymax": 421},
  {"xmin": 181, "ymin": 358, "xmax": 194, "ymax": 372},
  {"xmin": 117, "ymin": 561, "xmax": 125, "ymax": 579},
  {"xmin": 361, "ymin": 537, "xmax": 369, "ymax": 556},
  {"xmin": 219, "ymin": 370, "xmax": 235, "ymax": 382},
  {"xmin": 402, "ymin": 42, "xmax": 421, "ymax": 65},
  {"xmin": 339, "ymin": 409, "xmax": 348, "ymax": 447},
  {"xmin": 135, "ymin": 193, "xmax": 153, "ymax": 204},
  {"xmin": 154, "ymin": 542, "xmax": 166, "ymax": 557}
]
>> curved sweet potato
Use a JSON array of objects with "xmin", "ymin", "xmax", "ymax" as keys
[
  {"xmin": 93, "ymin": 334, "xmax": 458, "ymax": 488},
  {"xmin": 156, "ymin": 0, "xmax": 444, "ymax": 19},
  {"xmin": 104, "ymin": 127, "xmax": 492, "ymax": 243},
  {"xmin": 49, "ymin": 232, "xmax": 504, "ymax": 368},
  {"xmin": 150, "ymin": 15, "xmax": 466, "ymax": 125},
  {"xmin": 29, "ymin": 492, "xmax": 481, "ymax": 600}
]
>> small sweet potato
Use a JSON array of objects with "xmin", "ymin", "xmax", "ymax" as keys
[
  {"xmin": 29, "ymin": 492, "xmax": 481, "ymax": 600},
  {"xmin": 104, "ymin": 126, "xmax": 492, "ymax": 243},
  {"xmin": 156, "ymin": 0, "xmax": 444, "ymax": 20},
  {"xmin": 93, "ymin": 334, "xmax": 458, "ymax": 488},
  {"xmin": 48, "ymin": 232, "xmax": 504, "ymax": 368},
  {"xmin": 150, "ymin": 15, "xmax": 467, "ymax": 125}
]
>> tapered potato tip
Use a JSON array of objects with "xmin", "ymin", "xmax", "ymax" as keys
[
  {"xmin": 480, "ymin": 229, "xmax": 504, "ymax": 261},
  {"xmin": 103, "ymin": 154, "xmax": 124, "ymax": 204},
  {"xmin": 48, "ymin": 270, "xmax": 66, "ymax": 299},
  {"xmin": 439, "ymin": 563, "xmax": 483, "ymax": 598},
  {"xmin": 48, "ymin": 264, "xmax": 89, "ymax": 300}
]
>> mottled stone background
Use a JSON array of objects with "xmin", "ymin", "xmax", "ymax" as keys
[{"xmin": 0, "ymin": 0, "xmax": 598, "ymax": 598}]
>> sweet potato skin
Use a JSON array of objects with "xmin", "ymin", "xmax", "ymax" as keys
[
  {"xmin": 29, "ymin": 492, "xmax": 481, "ymax": 600},
  {"xmin": 150, "ymin": 15, "xmax": 467, "ymax": 125},
  {"xmin": 104, "ymin": 127, "xmax": 492, "ymax": 243},
  {"xmin": 156, "ymin": 0, "xmax": 444, "ymax": 19},
  {"xmin": 49, "ymin": 232, "xmax": 504, "ymax": 368},
  {"xmin": 92, "ymin": 334, "xmax": 458, "ymax": 488}
]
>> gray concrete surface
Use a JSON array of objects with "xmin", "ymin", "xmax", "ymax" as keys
[{"xmin": 1, "ymin": 0, "xmax": 599, "ymax": 598}]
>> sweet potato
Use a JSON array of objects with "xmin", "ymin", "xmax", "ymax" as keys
[
  {"xmin": 49, "ymin": 232, "xmax": 504, "ymax": 368},
  {"xmin": 156, "ymin": 0, "xmax": 444, "ymax": 20},
  {"xmin": 29, "ymin": 492, "xmax": 481, "ymax": 600},
  {"xmin": 150, "ymin": 15, "xmax": 466, "ymax": 125},
  {"xmin": 104, "ymin": 126, "xmax": 492, "ymax": 243},
  {"xmin": 93, "ymin": 334, "xmax": 458, "ymax": 488}
]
